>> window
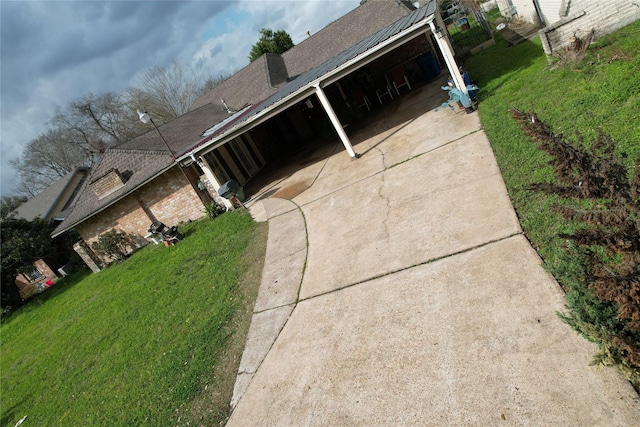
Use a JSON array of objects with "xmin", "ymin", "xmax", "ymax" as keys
[{"xmin": 24, "ymin": 268, "xmax": 43, "ymax": 282}]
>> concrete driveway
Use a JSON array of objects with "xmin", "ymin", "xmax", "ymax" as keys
[{"xmin": 228, "ymin": 80, "xmax": 640, "ymax": 425}]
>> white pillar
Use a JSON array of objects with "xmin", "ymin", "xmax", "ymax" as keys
[
  {"xmin": 313, "ymin": 84, "xmax": 359, "ymax": 158},
  {"xmin": 199, "ymin": 155, "xmax": 234, "ymax": 210},
  {"xmin": 429, "ymin": 19, "xmax": 467, "ymax": 94}
]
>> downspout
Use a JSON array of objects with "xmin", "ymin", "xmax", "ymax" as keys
[{"xmin": 313, "ymin": 83, "xmax": 359, "ymax": 159}]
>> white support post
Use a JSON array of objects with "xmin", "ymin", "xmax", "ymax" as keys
[
  {"xmin": 429, "ymin": 18, "xmax": 467, "ymax": 94},
  {"xmin": 313, "ymin": 84, "xmax": 359, "ymax": 159},
  {"xmin": 199, "ymin": 155, "xmax": 234, "ymax": 210}
]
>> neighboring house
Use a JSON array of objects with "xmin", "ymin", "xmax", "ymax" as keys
[
  {"xmin": 14, "ymin": 259, "xmax": 59, "ymax": 300},
  {"xmin": 11, "ymin": 167, "xmax": 89, "ymax": 299},
  {"xmin": 12, "ymin": 167, "xmax": 89, "ymax": 224},
  {"xmin": 52, "ymin": 1, "xmax": 469, "ymax": 270},
  {"xmin": 492, "ymin": 0, "xmax": 640, "ymax": 54}
]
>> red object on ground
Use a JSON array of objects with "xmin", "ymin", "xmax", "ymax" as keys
[{"xmin": 45, "ymin": 279, "xmax": 54, "ymax": 287}]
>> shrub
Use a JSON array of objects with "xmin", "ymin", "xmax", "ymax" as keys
[
  {"xmin": 91, "ymin": 229, "xmax": 136, "ymax": 265},
  {"xmin": 204, "ymin": 201, "xmax": 227, "ymax": 219},
  {"xmin": 511, "ymin": 107, "xmax": 640, "ymax": 386}
]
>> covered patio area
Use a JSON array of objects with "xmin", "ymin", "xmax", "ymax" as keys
[{"xmin": 242, "ymin": 75, "xmax": 454, "ymax": 203}]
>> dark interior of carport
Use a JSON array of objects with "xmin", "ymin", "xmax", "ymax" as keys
[{"xmin": 200, "ymin": 32, "xmax": 445, "ymax": 195}]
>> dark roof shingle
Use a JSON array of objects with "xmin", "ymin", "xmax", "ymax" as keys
[
  {"xmin": 190, "ymin": 54, "xmax": 282, "ymax": 112},
  {"xmin": 282, "ymin": 0, "xmax": 413, "ymax": 78},
  {"xmin": 117, "ymin": 103, "xmax": 229, "ymax": 156},
  {"xmin": 52, "ymin": 150, "xmax": 174, "ymax": 237}
]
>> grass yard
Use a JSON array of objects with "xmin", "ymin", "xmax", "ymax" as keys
[
  {"xmin": 464, "ymin": 20, "xmax": 640, "ymax": 385},
  {"xmin": 448, "ymin": 13, "xmax": 492, "ymax": 49},
  {"xmin": 1, "ymin": 211, "xmax": 268, "ymax": 426}
]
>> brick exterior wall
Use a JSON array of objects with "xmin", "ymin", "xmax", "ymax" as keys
[
  {"xmin": 539, "ymin": 1, "xmax": 640, "ymax": 54},
  {"xmin": 15, "ymin": 259, "xmax": 58, "ymax": 299},
  {"xmin": 76, "ymin": 168, "xmax": 206, "ymax": 257},
  {"xmin": 73, "ymin": 241, "xmax": 102, "ymax": 272},
  {"xmin": 33, "ymin": 259, "xmax": 57, "ymax": 279}
]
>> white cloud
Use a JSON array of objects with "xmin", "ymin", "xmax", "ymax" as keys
[{"xmin": 0, "ymin": 0, "xmax": 360, "ymax": 196}]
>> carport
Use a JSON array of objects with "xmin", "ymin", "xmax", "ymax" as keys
[{"xmin": 177, "ymin": 2, "xmax": 467, "ymax": 203}]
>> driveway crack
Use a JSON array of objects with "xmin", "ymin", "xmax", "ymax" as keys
[{"xmin": 378, "ymin": 168, "xmax": 391, "ymax": 241}]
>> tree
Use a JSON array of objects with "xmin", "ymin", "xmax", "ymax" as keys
[
  {"xmin": 249, "ymin": 28, "xmax": 294, "ymax": 62},
  {"xmin": 52, "ymin": 92, "xmax": 144, "ymax": 147},
  {"xmin": 1, "ymin": 195, "xmax": 28, "ymax": 220},
  {"xmin": 0, "ymin": 218, "xmax": 56, "ymax": 308},
  {"xmin": 126, "ymin": 61, "xmax": 213, "ymax": 124},
  {"xmin": 10, "ymin": 128, "xmax": 89, "ymax": 197},
  {"xmin": 11, "ymin": 91, "xmax": 144, "ymax": 197},
  {"xmin": 11, "ymin": 62, "xmax": 223, "ymax": 196}
]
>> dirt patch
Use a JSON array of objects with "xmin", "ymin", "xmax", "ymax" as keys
[{"xmin": 273, "ymin": 181, "xmax": 311, "ymax": 199}]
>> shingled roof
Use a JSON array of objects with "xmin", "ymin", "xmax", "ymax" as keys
[
  {"xmin": 181, "ymin": 2, "xmax": 437, "ymax": 158},
  {"xmin": 51, "ymin": 148, "xmax": 174, "ymax": 237},
  {"xmin": 117, "ymin": 102, "xmax": 229, "ymax": 156},
  {"xmin": 281, "ymin": 0, "xmax": 413, "ymax": 78},
  {"xmin": 190, "ymin": 53, "xmax": 287, "ymax": 112},
  {"xmin": 190, "ymin": 0, "xmax": 413, "ymax": 112},
  {"xmin": 13, "ymin": 167, "xmax": 89, "ymax": 222}
]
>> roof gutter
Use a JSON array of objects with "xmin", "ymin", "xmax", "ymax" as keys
[{"xmin": 178, "ymin": 11, "xmax": 435, "ymax": 162}]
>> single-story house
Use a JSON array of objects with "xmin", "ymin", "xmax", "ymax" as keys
[
  {"xmin": 492, "ymin": 0, "xmax": 640, "ymax": 54},
  {"xmin": 52, "ymin": 0, "xmax": 470, "ymax": 269},
  {"xmin": 12, "ymin": 167, "xmax": 89, "ymax": 225}
]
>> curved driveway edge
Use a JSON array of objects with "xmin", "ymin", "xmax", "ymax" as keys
[{"xmin": 231, "ymin": 198, "xmax": 307, "ymax": 409}]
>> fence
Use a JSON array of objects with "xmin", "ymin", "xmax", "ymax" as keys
[{"xmin": 445, "ymin": 7, "xmax": 494, "ymax": 57}]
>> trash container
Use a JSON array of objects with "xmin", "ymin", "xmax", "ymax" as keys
[
  {"xmin": 217, "ymin": 179, "xmax": 245, "ymax": 202},
  {"xmin": 462, "ymin": 71, "xmax": 476, "ymax": 100},
  {"xmin": 149, "ymin": 221, "xmax": 167, "ymax": 235},
  {"xmin": 416, "ymin": 52, "xmax": 440, "ymax": 80}
]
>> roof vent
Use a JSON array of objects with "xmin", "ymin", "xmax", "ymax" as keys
[{"xmin": 221, "ymin": 99, "xmax": 235, "ymax": 114}]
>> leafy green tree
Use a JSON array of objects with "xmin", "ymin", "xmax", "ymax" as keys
[
  {"xmin": 249, "ymin": 28, "xmax": 294, "ymax": 62},
  {"xmin": 90, "ymin": 229, "xmax": 136, "ymax": 265},
  {"xmin": 1, "ymin": 195, "xmax": 28, "ymax": 220},
  {"xmin": 0, "ymin": 218, "xmax": 56, "ymax": 307}
]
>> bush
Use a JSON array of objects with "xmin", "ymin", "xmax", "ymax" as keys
[
  {"xmin": 90, "ymin": 229, "xmax": 136, "ymax": 265},
  {"xmin": 511, "ymin": 108, "xmax": 640, "ymax": 386},
  {"xmin": 204, "ymin": 201, "xmax": 227, "ymax": 219}
]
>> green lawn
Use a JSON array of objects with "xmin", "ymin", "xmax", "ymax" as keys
[
  {"xmin": 448, "ymin": 13, "xmax": 492, "ymax": 48},
  {"xmin": 464, "ymin": 21, "xmax": 640, "ymax": 384},
  {"xmin": 1, "ymin": 211, "xmax": 267, "ymax": 426}
]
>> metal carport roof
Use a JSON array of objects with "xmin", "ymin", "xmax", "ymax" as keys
[{"xmin": 178, "ymin": 1, "xmax": 438, "ymax": 162}]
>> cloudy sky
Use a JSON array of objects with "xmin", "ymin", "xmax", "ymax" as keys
[{"xmin": 0, "ymin": 0, "xmax": 361, "ymax": 196}]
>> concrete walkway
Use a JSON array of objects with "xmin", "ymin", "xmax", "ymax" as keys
[{"xmin": 228, "ymin": 81, "xmax": 640, "ymax": 425}]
